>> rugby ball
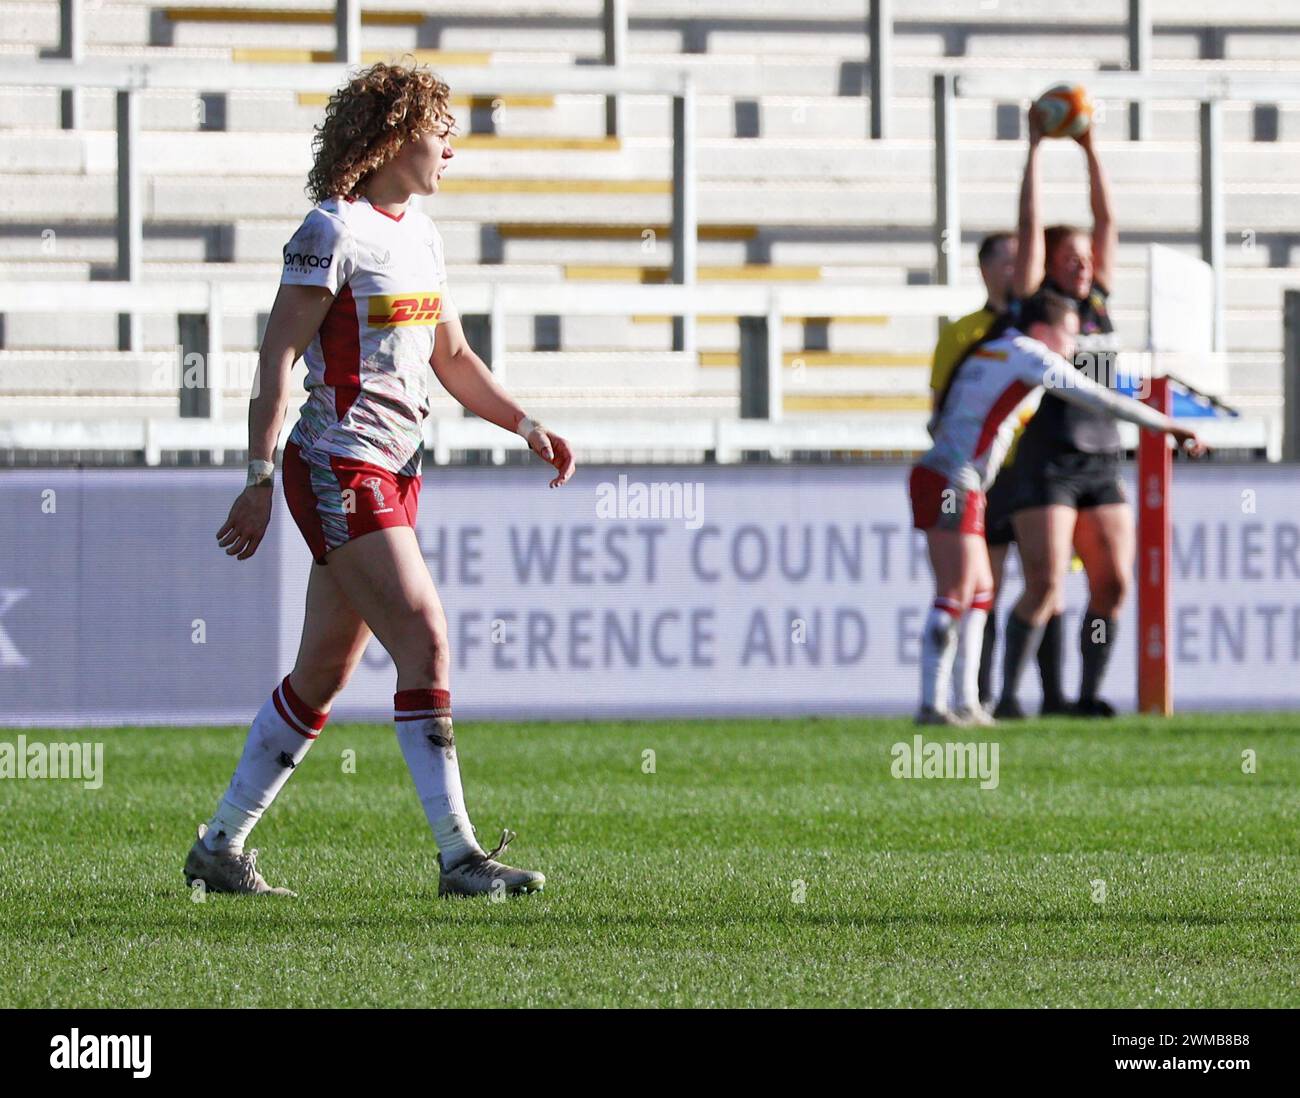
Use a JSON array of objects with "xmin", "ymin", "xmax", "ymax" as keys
[{"xmin": 1033, "ymin": 84, "xmax": 1093, "ymax": 139}]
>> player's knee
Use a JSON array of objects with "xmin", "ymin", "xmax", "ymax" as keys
[
  {"xmin": 934, "ymin": 581, "xmax": 966, "ymax": 608},
  {"xmin": 1090, "ymin": 572, "xmax": 1128, "ymax": 614},
  {"xmin": 317, "ymin": 662, "xmax": 355, "ymax": 702},
  {"xmin": 291, "ymin": 663, "xmax": 350, "ymax": 711},
  {"xmin": 1022, "ymin": 571, "xmax": 1060, "ymax": 610},
  {"xmin": 394, "ymin": 609, "xmax": 450, "ymax": 681}
]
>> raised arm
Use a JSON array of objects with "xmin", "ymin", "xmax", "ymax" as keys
[
  {"xmin": 1076, "ymin": 126, "xmax": 1117, "ymax": 292},
  {"xmin": 217, "ymin": 283, "xmax": 334, "ymax": 560},
  {"xmin": 1013, "ymin": 107, "xmax": 1046, "ymax": 298},
  {"xmin": 1040, "ymin": 355, "xmax": 1206, "ymax": 453},
  {"xmin": 431, "ymin": 312, "xmax": 576, "ymax": 487}
]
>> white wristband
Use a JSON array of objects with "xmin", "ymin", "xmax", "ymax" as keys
[
  {"xmin": 516, "ymin": 416, "xmax": 540, "ymax": 438},
  {"xmin": 246, "ymin": 459, "xmax": 275, "ymax": 487}
]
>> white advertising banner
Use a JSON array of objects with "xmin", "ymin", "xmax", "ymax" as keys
[
  {"xmin": 278, "ymin": 463, "xmax": 1300, "ymax": 720},
  {"xmin": 3, "ymin": 464, "xmax": 1299, "ymax": 725}
]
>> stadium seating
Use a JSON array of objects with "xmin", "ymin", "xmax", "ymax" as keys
[{"xmin": 2, "ymin": 0, "xmax": 1299, "ymax": 457}]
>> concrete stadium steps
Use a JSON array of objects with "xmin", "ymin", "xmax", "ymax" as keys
[
  {"xmin": 6, "ymin": 0, "xmax": 1299, "ymax": 58},
  {"xmin": 12, "ymin": 218, "xmax": 1287, "ymax": 277},
  {"xmin": 560, "ymin": 315, "xmax": 940, "ymax": 355},
  {"xmin": 0, "ymin": 237, "xmax": 1289, "ymax": 296},
  {"xmin": 622, "ymin": 0, "xmax": 1298, "ymax": 23},
  {"xmin": 0, "ymin": 397, "xmax": 187, "ymax": 422},
  {"xmin": 227, "ymin": 47, "xmax": 493, "ymax": 65},
  {"xmin": 0, "ymin": 347, "xmax": 705, "ymax": 400},
  {"xmin": 0, "ymin": 344, "xmax": 927, "ymax": 402},
  {"xmin": 0, "ymin": 86, "xmax": 1289, "ymax": 146},
  {"xmin": 33, "ymin": 1, "xmax": 1296, "ymax": 62},
  {"xmin": 0, "ymin": 86, "xmax": 569, "ymax": 134},
  {"xmin": 0, "ymin": 311, "xmax": 263, "ymax": 352},
  {"xmin": 11, "ymin": 130, "xmax": 1300, "ymax": 191},
  {"xmin": 611, "ymin": 51, "xmax": 1300, "ymax": 100},
  {"xmin": 18, "ymin": 173, "xmax": 1297, "ymax": 232},
  {"xmin": 696, "ymin": 349, "xmax": 930, "ymax": 370},
  {"xmin": 1221, "ymin": 269, "xmax": 1300, "ymax": 308},
  {"xmin": 560, "ymin": 263, "xmax": 821, "ymax": 283},
  {"xmin": 4, "ymin": 5, "xmax": 1300, "ymax": 400},
  {"xmin": 0, "ymin": 257, "xmax": 94, "ymax": 279},
  {"xmin": 0, "ymin": 259, "xmax": 1292, "ymax": 356},
  {"xmin": 0, "ymin": 338, "xmax": 1274, "ymax": 418},
  {"xmin": 496, "ymin": 350, "xmax": 699, "ymax": 392},
  {"xmin": 231, "ymin": 217, "xmax": 486, "ymax": 263},
  {"xmin": 0, "ymin": 2, "xmax": 155, "ymax": 48},
  {"xmin": 115, "ymin": 0, "xmax": 1300, "ymax": 26},
  {"xmin": 0, "ymin": 85, "xmax": 236, "ymax": 131},
  {"xmin": 0, "ymin": 224, "xmax": 238, "ymax": 265},
  {"xmin": 0, "ymin": 350, "xmax": 183, "ymax": 395},
  {"xmin": 168, "ymin": 24, "xmax": 437, "ymax": 51},
  {"xmin": 491, "ymin": 232, "xmax": 754, "ymax": 268},
  {"xmin": 1221, "ymin": 352, "xmax": 1282, "ymax": 395}
]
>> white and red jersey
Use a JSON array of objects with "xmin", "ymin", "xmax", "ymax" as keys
[
  {"xmin": 920, "ymin": 329, "xmax": 1171, "ymax": 493},
  {"xmin": 281, "ymin": 195, "xmax": 454, "ymax": 476}
]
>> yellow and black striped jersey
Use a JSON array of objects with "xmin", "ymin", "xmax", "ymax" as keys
[
  {"xmin": 930, "ymin": 306, "xmax": 997, "ymax": 395},
  {"xmin": 930, "ymin": 304, "xmax": 1033, "ymax": 464}
]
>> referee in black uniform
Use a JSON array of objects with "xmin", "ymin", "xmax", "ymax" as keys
[{"xmin": 996, "ymin": 106, "xmax": 1128, "ymax": 719}]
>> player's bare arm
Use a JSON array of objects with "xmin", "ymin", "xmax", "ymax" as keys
[
  {"xmin": 1076, "ymin": 126, "xmax": 1118, "ymax": 291},
  {"xmin": 1013, "ymin": 107, "xmax": 1046, "ymax": 297},
  {"xmin": 1041, "ymin": 353, "xmax": 1209, "ymax": 456},
  {"xmin": 430, "ymin": 312, "xmax": 577, "ymax": 488},
  {"xmin": 216, "ymin": 283, "xmax": 335, "ymax": 560}
]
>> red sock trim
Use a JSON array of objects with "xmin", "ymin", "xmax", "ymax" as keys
[
  {"xmin": 393, "ymin": 688, "xmax": 452, "ymax": 722},
  {"xmin": 932, "ymin": 598, "xmax": 963, "ymax": 620},
  {"xmin": 971, "ymin": 591, "xmax": 994, "ymax": 613},
  {"xmin": 274, "ymin": 675, "xmax": 328, "ymax": 739}
]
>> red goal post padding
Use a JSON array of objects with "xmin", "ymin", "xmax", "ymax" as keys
[{"xmin": 1137, "ymin": 375, "xmax": 1172, "ymax": 715}]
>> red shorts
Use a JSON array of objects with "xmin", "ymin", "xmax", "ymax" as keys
[
  {"xmin": 282, "ymin": 441, "xmax": 421, "ymax": 564},
  {"xmin": 909, "ymin": 464, "xmax": 986, "ymax": 536}
]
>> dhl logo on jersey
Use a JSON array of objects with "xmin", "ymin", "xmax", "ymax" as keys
[{"xmin": 367, "ymin": 293, "xmax": 444, "ymax": 327}]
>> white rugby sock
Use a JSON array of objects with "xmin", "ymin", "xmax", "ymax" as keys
[
  {"xmin": 394, "ymin": 689, "xmax": 481, "ymax": 868},
  {"xmin": 204, "ymin": 675, "xmax": 327, "ymax": 853},
  {"xmin": 953, "ymin": 591, "xmax": 993, "ymax": 712},
  {"xmin": 920, "ymin": 599, "xmax": 962, "ymax": 712}
]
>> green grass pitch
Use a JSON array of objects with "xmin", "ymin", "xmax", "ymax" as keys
[{"xmin": 1, "ymin": 715, "xmax": 1296, "ymax": 1008}]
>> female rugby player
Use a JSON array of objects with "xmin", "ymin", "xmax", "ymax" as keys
[
  {"xmin": 911, "ymin": 292, "xmax": 1204, "ymax": 726},
  {"xmin": 999, "ymin": 107, "xmax": 1129, "ymax": 719},
  {"xmin": 184, "ymin": 62, "xmax": 575, "ymax": 898}
]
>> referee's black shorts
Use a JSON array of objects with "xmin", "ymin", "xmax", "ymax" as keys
[
  {"xmin": 1011, "ymin": 450, "xmax": 1127, "ymax": 514},
  {"xmin": 984, "ymin": 464, "xmax": 1019, "ymax": 547}
]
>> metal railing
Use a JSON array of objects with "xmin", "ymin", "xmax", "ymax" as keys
[{"xmin": 0, "ymin": 278, "xmax": 1272, "ymax": 463}]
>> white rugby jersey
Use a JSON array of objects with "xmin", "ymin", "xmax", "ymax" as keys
[
  {"xmin": 281, "ymin": 195, "xmax": 454, "ymax": 475},
  {"xmin": 920, "ymin": 329, "xmax": 1171, "ymax": 493}
]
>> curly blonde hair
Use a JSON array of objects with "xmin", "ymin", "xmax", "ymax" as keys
[{"xmin": 307, "ymin": 61, "xmax": 454, "ymax": 204}]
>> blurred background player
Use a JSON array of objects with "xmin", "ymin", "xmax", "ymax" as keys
[
  {"xmin": 930, "ymin": 231, "xmax": 1015, "ymax": 721},
  {"xmin": 185, "ymin": 63, "xmax": 575, "ymax": 899},
  {"xmin": 911, "ymin": 291, "xmax": 1204, "ymax": 727},
  {"xmin": 927, "ymin": 232, "xmax": 1056, "ymax": 719},
  {"xmin": 929, "ymin": 231, "xmax": 1017, "ymax": 421},
  {"xmin": 998, "ymin": 105, "xmax": 1127, "ymax": 719}
]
